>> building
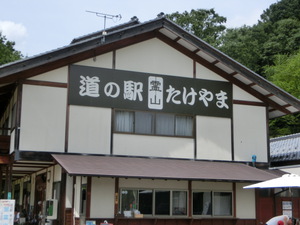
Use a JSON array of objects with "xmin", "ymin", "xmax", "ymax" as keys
[
  {"xmin": 271, "ymin": 133, "xmax": 300, "ymax": 169},
  {"xmin": 1, "ymin": 15, "xmax": 300, "ymax": 225}
]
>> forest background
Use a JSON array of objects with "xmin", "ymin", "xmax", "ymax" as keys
[{"xmin": 1, "ymin": 0, "xmax": 299, "ymax": 137}]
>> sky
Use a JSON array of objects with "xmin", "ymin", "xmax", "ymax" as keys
[{"xmin": 0, "ymin": 0, "xmax": 279, "ymax": 57}]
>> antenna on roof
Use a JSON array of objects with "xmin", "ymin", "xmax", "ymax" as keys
[{"xmin": 86, "ymin": 11, "xmax": 122, "ymax": 36}]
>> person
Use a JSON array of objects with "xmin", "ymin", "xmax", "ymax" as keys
[
  {"xmin": 14, "ymin": 207, "xmax": 20, "ymax": 225},
  {"xmin": 266, "ymin": 215, "xmax": 293, "ymax": 225}
]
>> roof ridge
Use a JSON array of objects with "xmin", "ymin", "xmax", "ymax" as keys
[
  {"xmin": 70, "ymin": 16, "xmax": 140, "ymax": 44},
  {"xmin": 271, "ymin": 132, "xmax": 300, "ymax": 142}
]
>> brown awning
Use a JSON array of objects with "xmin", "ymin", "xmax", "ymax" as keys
[{"xmin": 52, "ymin": 154, "xmax": 278, "ymax": 182}]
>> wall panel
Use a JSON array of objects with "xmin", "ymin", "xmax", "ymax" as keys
[
  {"xmin": 113, "ymin": 134, "xmax": 194, "ymax": 159},
  {"xmin": 68, "ymin": 106, "xmax": 111, "ymax": 154},
  {"xmin": 19, "ymin": 84, "xmax": 67, "ymax": 151}
]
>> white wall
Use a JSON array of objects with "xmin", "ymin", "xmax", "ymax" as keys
[
  {"xmin": 233, "ymin": 104, "xmax": 268, "ymax": 162},
  {"xmin": 113, "ymin": 134, "xmax": 194, "ymax": 159},
  {"xmin": 76, "ymin": 52, "xmax": 113, "ymax": 69},
  {"xmin": 119, "ymin": 178, "xmax": 188, "ymax": 189},
  {"xmin": 68, "ymin": 106, "xmax": 111, "ymax": 154},
  {"xmin": 29, "ymin": 67, "xmax": 68, "ymax": 83},
  {"xmin": 20, "ymin": 84, "xmax": 67, "ymax": 151},
  {"xmin": 195, "ymin": 63, "xmax": 227, "ymax": 81},
  {"xmin": 196, "ymin": 116, "xmax": 232, "ymax": 160},
  {"xmin": 66, "ymin": 175, "xmax": 73, "ymax": 208},
  {"xmin": 192, "ymin": 181, "xmax": 232, "ymax": 190},
  {"xmin": 233, "ymin": 85, "xmax": 262, "ymax": 102},
  {"xmin": 116, "ymin": 38, "xmax": 193, "ymax": 77},
  {"xmin": 235, "ymin": 183, "xmax": 256, "ymax": 218},
  {"xmin": 53, "ymin": 165, "xmax": 62, "ymax": 182},
  {"xmin": 90, "ymin": 177, "xmax": 115, "ymax": 218}
]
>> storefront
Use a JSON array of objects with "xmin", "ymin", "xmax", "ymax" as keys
[{"xmin": 0, "ymin": 16, "xmax": 300, "ymax": 225}]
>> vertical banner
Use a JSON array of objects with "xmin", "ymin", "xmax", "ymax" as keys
[{"xmin": 0, "ymin": 199, "xmax": 15, "ymax": 225}]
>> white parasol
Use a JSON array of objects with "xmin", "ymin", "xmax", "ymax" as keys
[{"xmin": 243, "ymin": 173, "xmax": 300, "ymax": 189}]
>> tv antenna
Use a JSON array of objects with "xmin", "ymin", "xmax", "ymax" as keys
[{"xmin": 86, "ymin": 11, "xmax": 122, "ymax": 35}]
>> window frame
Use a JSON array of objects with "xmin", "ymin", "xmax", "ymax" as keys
[
  {"xmin": 114, "ymin": 109, "xmax": 194, "ymax": 138},
  {"xmin": 119, "ymin": 188, "xmax": 188, "ymax": 217},
  {"xmin": 192, "ymin": 190, "xmax": 233, "ymax": 217}
]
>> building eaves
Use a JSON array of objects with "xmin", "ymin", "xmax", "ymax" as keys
[
  {"xmin": 0, "ymin": 16, "xmax": 299, "ymax": 119},
  {"xmin": 70, "ymin": 16, "xmax": 140, "ymax": 44}
]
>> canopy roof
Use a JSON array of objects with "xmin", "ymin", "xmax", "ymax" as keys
[
  {"xmin": 53, "ymin": 154, "xmax": 279, "ymax": 182},
  {"xmin": 244, "ymin": 173, "xmax": 300, "ymax": 189}
]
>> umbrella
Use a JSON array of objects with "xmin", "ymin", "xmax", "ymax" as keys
[{"xmin": 243, "ymin": 173, "xmax": 300, "ymax": 189}]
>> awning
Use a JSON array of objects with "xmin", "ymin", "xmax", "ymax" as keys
[
  {"xmin": 244, "ymin": 173, "xmax": 300, "ymax": 189},
  {"xmin": 52, "ymin": 154, "xmax": 279, "ymax": 182}
]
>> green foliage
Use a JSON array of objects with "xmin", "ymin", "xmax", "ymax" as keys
[
  {"xmin": 265, "ymin": 51, "xmax": 300, "ymax": 137},
  {"xmin": 166, "ymin": 9, "xmax": 227, "ymax": 47},
  {"xmin": 265, "ymin": 51, "xmax": 300, "ymax": 98},
  {"xmin": 0, "ymin": 32, "xmax": 22, "ymax": 65},
  {"xmin": 219, "ymin": 0, "xmax": 300, "ymax": 76},
  {"xmin": 218, "ymin": 25, "xmax": 266, "ymax": 73},
  {"xmin": 260, "ymin": 0, "xmax": 300, "ymax": 23}
]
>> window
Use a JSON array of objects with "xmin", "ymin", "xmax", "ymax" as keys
[
  {"xmin": 193, "ymin": 191, "xmax": 232, "ymax": 216},
  {"xmin": 193, "ymin": 191, "xmax": 212, "ymax": 215},
  {"xmin": 80, "ymin": 184, "xmax": 87, "ymax": 215},
  {"xmin": 172, "ymin": 191, "xmax": 187, "ymax": 215},
  {"xmin": 120, "ymin": 189, "xmax": 187, "ymax": 216},
  {"xmin": 114, "ymin": 110, "xmax": 193, "ymax": 137},
  {"xmin": 213, "ymin": 192, "xmax": 232, "ymax": 216},
  {"xmin": 121, "ymin": 189, "xmax": 153, "ymax": 215},
  {"xmin": 155, "ymin": 190, "xmax": 170, "ymax": 215}
]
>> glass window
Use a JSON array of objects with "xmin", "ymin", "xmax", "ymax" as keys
[
  {"xmin": 172, "ymin": 191, "xmax": 187, "ymax": 215},
  {"xmin": 80, "ymin": 184, "xmax": 87, "ymax": 215},
  {"xmin": 193, "ymin": 192, "xmax": 212, "ymax": 215},
  {"xmin": 114, "ymin": 110, "xmax": 194, "ymax": 137},
  {"xmin": 114, "ymin": 111, "xmax": 134, "ymax": 132},
  {"xmin": 135, "ymin": 111, "xmax": 154, "ymax": 134},
  {"xmin": 213, "ymin": 192, "xmax": 232, "ymax": 216},
  {"xmin": 121, "ymin": 190, "xmax": 138, "ymax": 213},
  {"xmin": 155, "ymin": 190, "xmax": 170, "ymax": 215},
  {"xmin": 175, "ymin": 115, "xmax": 193, "ymax": 136},
  {"xmin": 156, "ymin": 114, "xmax": 175, "ymax": 136},
  {"xmin": 139, "ymin": 190, "xmax": 153, "ymax": 215}
]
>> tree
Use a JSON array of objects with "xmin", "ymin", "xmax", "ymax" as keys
[
  {"xmin": 166, "ymin": 9, "xmax": 227, "ymax": 47},
  {"xmin": 0, "ymin": 32, "xmax": 22, "ymax": 65},
  {"xmin": 265, "ymin": 51, "xmax": 300, "ymax": 137},
  {"xmin": 218, "ymin": 25, "xmax": 267, "ymax": 73},
  {"xmin": 260, "ymin": 0, "xmax": 300, "ymax": 23},
  {"xmin": 265, "ymin": 52, "xmax": 300, "ymax": 98}
]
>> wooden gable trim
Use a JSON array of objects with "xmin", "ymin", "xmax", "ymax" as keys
[
  {"xmin": 23, "ymin": 80, "xmax": 68, "ymax": 88},
  {"xmin": 155, "ymin": 32, "xmax": 291, "ymax": 115},
  {"xmin": 0, "ymin": 32, "xmax": 157, "ymax": 84}
]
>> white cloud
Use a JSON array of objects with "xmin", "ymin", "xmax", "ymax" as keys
[{"xmin": 0, "ymin": 20, "xmax": 27, "ymax": 52}]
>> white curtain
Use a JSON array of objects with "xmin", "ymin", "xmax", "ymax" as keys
[
  {"xmin": 156, "ymin": 114, "xmax": 174, "ymax": 135},
  {"xmin": 175, "ymin": 116, "xmax": 193, "ymax": 136},
  {"xmin": 135, "ymin": 111, "xmax": 154, "ymax": 134},
  {"xmin": 115, "ymin": 111, "xmax": 134, "ymax": 132}
]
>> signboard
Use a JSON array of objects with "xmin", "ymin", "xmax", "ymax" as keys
[
  {"xmin": 0, "ymin": 199, "xmax": 15, "ymax": 225},
  {"xmin": 282, "ymin": 201, "xmax": 292, "ymax": 218},
  {"xmin": 69, "ymin": 65, "xmax": 232, "ymax": 118}
]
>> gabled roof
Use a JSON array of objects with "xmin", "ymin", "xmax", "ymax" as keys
[
  {"xmin": 270, "ymin": 132, "xmax": 300, "ymax": 166},
  {"xmin": 0, "ymin": 16, "xmax": 300, "ymax": 118}
]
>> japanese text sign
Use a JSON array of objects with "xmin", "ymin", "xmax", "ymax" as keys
[{"xmin": 69, "ymin": 65, "xmax": 232, "ymax": 118}]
